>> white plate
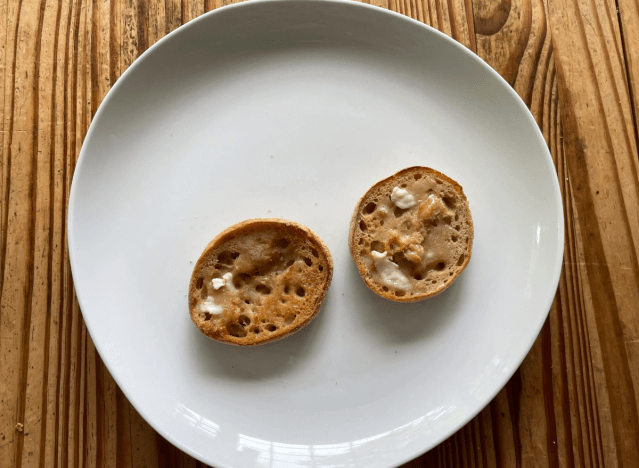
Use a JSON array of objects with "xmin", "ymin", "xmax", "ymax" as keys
[{"xmin": 68, "ymin": 1, "xmax": 564, "ymax": 466}]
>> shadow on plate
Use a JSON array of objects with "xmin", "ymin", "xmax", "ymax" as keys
[
  {"xmin": 187, "ymin": 259, "xmax": 466, "ymax": 379},
  {"xmin": 346, "ymin": 259, "xmax": 466, "ymax": 345},
  {"xmin": 186, "ymin": 289, "xmax": 334, "ymax": 381}
]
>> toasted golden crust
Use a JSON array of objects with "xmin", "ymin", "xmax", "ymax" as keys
[
  {"xmin": 188, "ymin": 219, "xmax": 333, "ymax": 345},
  {"xmin": 348, "ymin": 166, "xmax": 473, "ymax": 302}
]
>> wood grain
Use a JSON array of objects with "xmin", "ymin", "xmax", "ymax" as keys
[{"xmin": 1, "ymin": 0, "xmax": 638, "ymax": 466}]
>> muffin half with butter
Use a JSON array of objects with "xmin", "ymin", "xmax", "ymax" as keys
[
  {"xmin": 348, "ymin": 166, "xmax": 473, "ymax": 302},
  {"xmin": 189, "ymin": 219, "xmax": 333, "ymax": 345}
]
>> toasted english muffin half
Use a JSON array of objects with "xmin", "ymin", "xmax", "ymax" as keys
[
  {"xmin": 188, "ymin": 219, "xmax": 333, "ymax": 345},
  {"xmin": 349, "ymin": 166, "xmax": 473, "ymax": 302}
]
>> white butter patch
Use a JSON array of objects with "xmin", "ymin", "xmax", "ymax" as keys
[
  {"xmin": 390, "ymin": 187, "xmax": 416, "ymax": 209},
  {"xmin": 211, "ymin": 272, "xmax": 235, "ymax": 291},
  {"xmin": 371, "ymin": 251, "xmax": 411, "ymax": 290},
  {"xmin": 199, "ymin": 296, "xmax": 224, "ymax": 316}
]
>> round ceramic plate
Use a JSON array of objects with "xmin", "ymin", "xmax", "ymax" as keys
[{"xmin": 68, "ymin": 1, "xmax": 564, "ymax": 466}]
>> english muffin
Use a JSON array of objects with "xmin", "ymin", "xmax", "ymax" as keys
[
  {"xmin": 349, "ymin": 166, "xmax": 473, "ymax": 302},
  {"xmin": 189, "ymin": 219, "xmax": 333, "ymax": 345}
]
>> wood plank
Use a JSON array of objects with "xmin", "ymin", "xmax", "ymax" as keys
[
  {"xmin": 183, "ymin": 0, "xmax": 204, "ymax": 24},
  {"xmin": 122, "ymin": 0, "xmax": 139, "ymax": 72},
  {"xmin": 17, "ymin": 0, "xmax": 57, "ymax": 465},
  {"xmin": 110, "ymin": 0, "xmax": 123, "ymax": 83},
  {"xmin": 99, "ymin": 352, "xmax": 119, "ymax": 468},
  {"xmin": 0, "ymin": 0, "xmax": 46, "ymax": 466},
  {"xmin": 0, "ymin": 0, "xmax": 9, "ymax": 287},
  {"xmin": 548, "ymin": 0, "xmax": 639, "ymax": 462},
  {"xmin": 147, "ymin": 0, "xmax": 166, "ymax": 47},
  {"xmin": 85, "ymin": 334, "xmax": 97, "ymax": 468},
  {"xmin": 165, "ymin": 0, "xmax": 182, "ymax": 34},
  {"xmin": 41, "ymin": 0, "xmax": 73, "ymax": 465},
  {"xmin": 90, "ymin": 0, "xmax": 111, "ymax": 117}
]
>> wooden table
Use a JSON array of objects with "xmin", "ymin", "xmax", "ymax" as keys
[{"xmin": 1, "ymin": 0, "xmax": 638, "ymax": 465}]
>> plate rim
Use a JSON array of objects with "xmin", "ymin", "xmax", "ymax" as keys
[{"xmin": 68, "ymin": 0, "xmax": 565, "ymax": 466}]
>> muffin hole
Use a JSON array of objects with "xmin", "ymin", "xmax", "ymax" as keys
[
  {"xmin": 234, "ymin": 283, "xmax": 241, "ymax": 288},
  {"xmin": 226, "ymin": 323, "xmax": 247, "ymax": 337},
  {"xmin": 214, "ymin": 264, "xmax": 223, "ymax": 270},
  {"xmin": 457, "ymin": 254, "xmax": 465, "ymax": 266},
  {"xmin": 382, "ymin": 286, "xmax": 389, "ymax": 292},
  {"xmin": 370, "ymin": 241, "xmax": 384, "ymax": 253},
  {"xmin": 284, "ymin": 285, "xmax": 290, "ymax": 294},
  {"xmin": 364, "ymin": 202, "xmax": 376, "ymax": 214},
  {"xmin": 296, "ymin": 287, "xmax": 306, "ymax": 297},
  {"xmin": 393, "ymin": 206, "xmax": 409, "ymax": 218},
  {"xmin": 238, "ymin": 314, "xmax": 251, "ymax": 327},
  {"xmin": 318, "ymin": 265, "xmax": 324, "ymax": 272},
  {"xmin": 380, "ymin": 219, "xmax": 385, "ymax": 226},
  {"xmin": 284, "ymin": 313, "xmax": 296, "ymax": 326},
  {"xmin": 231, "ymin": 252, "xmax": 240, "ymax": 260},
  {"xmin": 304, "ymin": 257, "xmax": 313, "ymax": 267},
  {"xmin": 203, "ymin": 313, "xmax": 212, "ymax": 321},
  {"xmin": 244, "ymin": 299, "xmax": 251, "ymax": 304},
  {"xmin": 392, "ymin": 252, "xmax": 404, "ymax": 264},
  {"xmin": 395, "ymin": 290, "xmax": 406, "ymax": 297},
  {"xmin": 455, "ymin": 213, "xmax": 459, "ymax": 221},
  {"xmin": 311, "ymin": 248, "xmax": 319, "ymax": 258},
  {"xmin": 250, "ymin": 327, "xmax": 260, "ymax": 334},
  {"xmin": 454, "ymin": 225, "xmax": 461, "ymax": 231},
  {"xmin": 276, "ymin": 238, "xmax": 290, "ymax": 248},
  {"xmin": 265, "ymin": 324, "xmax": 277, "ymax": 332},
  {"xmin": 436, "ymin": 262, "xmax": 446, "ymax": 271},
  {"xmin": 443, "ymin": 196, "xmax": 456, "ymax": 209},
  {"xmin": 400, "ymin": 183, "xmax": 407, "ymax": 188},
  {"xmin": 196, "ymin": 277, "xmax": 204, "ymax": 289},
  {"xmin": 449, "ymin": 272, "xmax": 454, "ymax": 276},
  {"xmin": 358, "ymin": 238, "xmax": 364, "ymax": 245},
  {"xmin": 414, "ymin": 274, "xmax": 422, "ymax": 280},
  {"xmin": 281, "ymin": 298, "xmax": 286, "ymax": 304},
  {"xmin": 217, "ymin": 251, "xmax": 234, "ymax": 265},
  {"xmin": 414, "ymin": 173, "xmax": 422, "ymax": 180},
  {"xmin": 359, "ymin": 221, "xmax": 367, "ymax": 232},
  {"xmin": 436, "ymin": 179, "xmax": 443, "ymax": 185},
  {"xmin": 451, "ymin": 235, "xmax": 459, "ymax": 242},
  {"xmin": 255, "ymin": 284, "xmax": 271, "ymax": 295}
]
